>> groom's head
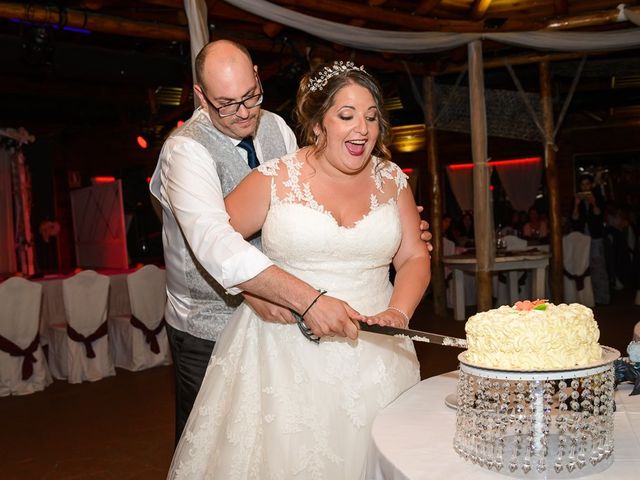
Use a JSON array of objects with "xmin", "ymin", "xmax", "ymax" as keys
[{"xmin": 194, "ymin": 40, "xmax": 263, "ymax": 140}]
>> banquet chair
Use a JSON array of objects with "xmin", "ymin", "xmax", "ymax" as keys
[
  {"xmin": 48, "ymin": 270, "xmax": 116, "ymax": 383},
  {"xmin": 0, "ymin": 277, "xmax": 52, "ymax": 396},
  {"xmin": 443, "ymin": 237, "xmax": 476, "ymax": 311},
  {"xmin": 109, "ymin": 265, "xmax": 171, "ymax": 371},
  {"xmin": 562, "ymin": 231, "xmax": 595, "ymax": 307},
  {"xmin": 495, "ymin": 235, "xmax": 531, "ymax": 306}
]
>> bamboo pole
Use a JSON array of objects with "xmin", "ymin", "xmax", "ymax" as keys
[
  {"xmin": 468, "ymin": 40, "xmax": 494, "ymax": 312},
  {"xmin": 539, "ymin": 60, "xmax": 564, "ymax": 302},
  {"xmin": 423, "ymin": 76, "xmax": 446, "ymax": 316}
]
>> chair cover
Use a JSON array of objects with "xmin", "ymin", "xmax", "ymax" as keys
[
  {"xmin": 633, "ymin": 321, "xmax": 640, "ymax": 342},
  {"xmin": 109, "ymin": 265, "xmax": 171, "ymax": 371},
  {"xmin": 563, "ymin": 232, "xmax": 595, "ymax": 307},
  {"xmin": 443, "ymin": 237, "xmax": 476, "ymax": 309},
  {"xmin": 0, "ymin": 277, "xmax": 52, "ymax": 396},
  {"xmin": 48, "ymin": 270, "xmax": 115, "ymax": 383},
  {"xmin": 494, "ymin": 235, "xmax": 532, "ymax": 306}
]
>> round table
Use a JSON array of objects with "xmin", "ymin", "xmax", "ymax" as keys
[{"xmin": 367, "ymin": 371, "xmax": 640, "ymax": 479}]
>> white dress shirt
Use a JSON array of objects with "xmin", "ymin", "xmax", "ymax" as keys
[{"xmin": 149, "ymin": 108, "xmax": 298, "ymax": 335}]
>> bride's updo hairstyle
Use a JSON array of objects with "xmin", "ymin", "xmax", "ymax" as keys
[{"xmin": 295, "ymin": 61, "xmax": 392, "ymax": 164}]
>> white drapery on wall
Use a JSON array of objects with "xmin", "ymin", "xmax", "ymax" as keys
[
  {"xmin": 496, "ymin": 158, "xmax": 543, "ymax": 212},
  {"xmin": 225, "ymin": 0, "xmax": 640, "ymax": 53},
  {"xmin": 446, "ymin": 159, "xmax": 543, "ymax": 213},
  {"xmin": 445, "ymin": 166, "xmax": 476, "ymax": 213},
  {"xmin": 0, "ymin": 148, "xmax": 16, "ymax": 273}
]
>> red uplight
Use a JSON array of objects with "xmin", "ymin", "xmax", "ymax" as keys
[
  {"xmin": 177, "ymin": 120, "xmax": 185, "ymax": 127},
  {"xmin": 136, "ymin": 135, "xmax": 148, "ymax": 149},
  {"xmin": 402, "ymin": 168, "xmax": 415, "ymax": 174},
  {"xmin": 93, "ymin": 176, "xmax": 116, "ymax": 183},
  {"xmin": 146, "ymin": 176, "xmax": 151, "ymax": 183},
  {"xmin": 489, "ymin": 185, "xmax": 494, "ymax": 191},
  {"xmin": 448, "ymin": 156, "xmax": 542, "ymax": 170}
]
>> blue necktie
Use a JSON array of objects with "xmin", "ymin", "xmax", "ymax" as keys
[{"xmin": 238, "ymin": 137, "xmax": 259, "ymax": 169}]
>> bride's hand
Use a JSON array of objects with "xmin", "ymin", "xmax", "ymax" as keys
[
  {"xmin": 365, "ymin": 309, "xmax": 408, "ymax": 328},
  {"xmin": 302, "ymin": 295, "xmax": 364, "ymax": 340},
  {"xmin": 243, "ymin": 294, "xmax": 296, "ymax": 324}
]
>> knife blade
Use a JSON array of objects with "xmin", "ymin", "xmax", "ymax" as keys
[
  {"xmin": 292, "ymin": 309, "xmax": 467, "ymax": 348},
  {"xmin": 359, "ymin": 321, "xmax": 468, "ymax": 348}
]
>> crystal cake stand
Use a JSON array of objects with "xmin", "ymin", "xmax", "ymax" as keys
[{"xmin": 453, "ymin": 346, "xmax": 620, "ymax": 478}]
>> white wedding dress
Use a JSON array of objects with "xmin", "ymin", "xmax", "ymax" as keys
[{"xmin": 169, "ymin": 153, "xmax": 420, "ymax": 480}]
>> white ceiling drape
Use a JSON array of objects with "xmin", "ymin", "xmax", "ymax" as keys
[{"xmin": 224, "ymin": 0, "xmax": 640, "ymax": 53}]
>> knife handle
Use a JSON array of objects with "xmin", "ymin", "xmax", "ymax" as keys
[{"xmin": 291, "ymin": 309, "xmax": 320, "ymax": 344}]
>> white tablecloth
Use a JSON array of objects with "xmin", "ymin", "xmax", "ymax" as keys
[{"xmin": 367, "ymin": 371, "xmax": 640, "ymax": 479}]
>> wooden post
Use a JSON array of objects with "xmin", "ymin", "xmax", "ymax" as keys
[
  {"xmin": 423, "ymin": 76, "xmax": 446, "ymax": 316},
  {"xmin": 468, "ymin": 40, "xmax": 494, "ymax": 312},
  {"xmin": 539, "ymin": 61, "xmax": 564, "ymax": 302}
]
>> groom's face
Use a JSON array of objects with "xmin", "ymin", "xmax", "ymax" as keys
[{"xmin": 196, "ymin": 59, "xmax": 262, "ymax": 140}]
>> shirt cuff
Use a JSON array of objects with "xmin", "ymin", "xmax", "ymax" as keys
[{"xmin": 221, "ymin": 249, "xmax": 274, "ymax": 294}]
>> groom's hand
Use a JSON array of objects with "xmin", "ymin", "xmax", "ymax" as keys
[
  {"xmin": 416, "ymin": 206, "xmax": 433, "ymax": 252},
  {"xmin": 303, "ymin": 295, "xmax": 363, "ymax": 340},
  {"xmin": 243, "ymin": 293, "xmax": 295, "ymax": 324}
]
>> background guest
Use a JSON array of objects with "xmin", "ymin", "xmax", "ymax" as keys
[
  {"xmin": 522, "ymin": 206, "xmax": 549, "ymax": 241},
  {"xmin": 572, "ymin": 173, "xmax": 609, "ymax": 304}
]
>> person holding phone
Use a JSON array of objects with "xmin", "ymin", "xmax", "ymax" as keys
[{"xmin": 572, "ymin": 173, "xmax": 609, "ymax": 304}]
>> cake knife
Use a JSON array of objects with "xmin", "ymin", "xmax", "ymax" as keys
[
  {"xmin": 293, "ymin": 310, "xmax": 467, "ymax": 348},
  {"xmin": 358, "ymin": 322, "xmax": 468, "ymax": 348}
]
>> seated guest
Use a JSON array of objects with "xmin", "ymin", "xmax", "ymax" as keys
[
  {"xmin": 500, "ymin": 209, "xmax": 524, "ymax": 237},
  {"xmin": 442, "ymin": 213, "xmax": 455, "ymax": 241},
  {"xmin": 522, "ymin": 206, "xmax": 549, "ymax": 241},
  {"xmin": 453, "ymin": 212, "xmax": 474, "ymax": 247}
]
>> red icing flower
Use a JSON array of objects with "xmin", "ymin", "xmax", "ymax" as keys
[{"xmin": 514, "ymin": 299, "xmax": 548, "ymax": 311}]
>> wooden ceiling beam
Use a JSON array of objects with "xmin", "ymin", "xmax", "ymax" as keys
[
  {"xmin": 272, "ymin": 0, "xmax": 490, "ymax": 32},
  {"xmin": 471, "ymin": 0, "xmax": 492, "ymax": 20},
  {"xmin": 546, "ymin": 5, "xmax": 640, "ymax": 30},
  {"xmin": 138, "ymin": 0, "xmax": 267, "ymax": 24},
  {"xmin": 414, "ymin": 0, "xmax": 443, "ymax": 16},
  {"xmin": 553, "ymin": 0, "xmax": 569, "ymax": 17},
  {"xmin": 434, "ymin": 50, "xmax": 615, "ymax": 75},
  {"xmin": 0, "ymin": 1, "xmax": 190, "ymax": 41}
]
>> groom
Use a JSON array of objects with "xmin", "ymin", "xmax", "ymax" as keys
[{"xmin": 150, "ymin": 39, "xmax": 432, "ymax": 444}]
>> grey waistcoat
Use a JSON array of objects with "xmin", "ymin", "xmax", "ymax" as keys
[{"xmin": 171, "ymin": 109, "xmax": 288, "ymax": 340}]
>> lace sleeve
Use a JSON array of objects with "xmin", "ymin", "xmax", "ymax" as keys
[
  {"xmin": 256, "ymin": 157, "xmax": 281, "ymax": 177},
  {"xmin": 375, "ymin": 160, "xmax": 408, "ymax": 200}
]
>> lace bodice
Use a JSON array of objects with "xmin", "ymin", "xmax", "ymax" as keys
[{"xmin": 257, "ymin": 153, "xmax": 408, "ymax": 313}]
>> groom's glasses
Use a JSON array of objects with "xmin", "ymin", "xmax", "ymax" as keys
[{"xmin": 201, "ymin": 75, "xmax": 264, "ymax": 118}]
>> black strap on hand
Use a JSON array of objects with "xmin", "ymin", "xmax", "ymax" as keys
[{"xmin": 292, "ymin": 289, "xmax": 327, "ymax": 344}]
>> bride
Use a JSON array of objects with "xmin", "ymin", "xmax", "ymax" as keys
[{"xmin": 168, "ymin": 61, "xmax": 431, "ymax": 479}]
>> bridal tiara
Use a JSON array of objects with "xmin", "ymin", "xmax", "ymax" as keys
[{"xmin": 307, "ymin": 61, "xmax": 368, "ymax": 92}]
